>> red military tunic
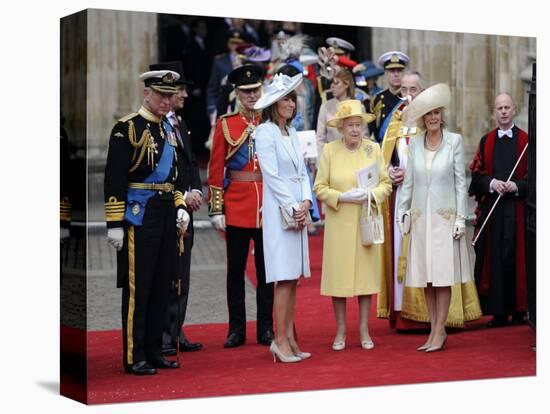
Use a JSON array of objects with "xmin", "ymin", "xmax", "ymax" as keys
[{"xmin": 207, "ymin": 109, "xmax": 263, "ymax": 228}]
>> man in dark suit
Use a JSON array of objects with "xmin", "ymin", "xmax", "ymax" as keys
[{"xmin": 149, "ymin": 62, "xmax": 204, "ymax": 355}]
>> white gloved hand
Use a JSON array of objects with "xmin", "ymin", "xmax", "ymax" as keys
[
  {"xmin": 338, "ymin": 188, "xmax": 368, "ymax": 204},
  {"xmin": 211, "ymin": 214, "xmax": 226, "ymax": 231},
  {"xmin": 60, "ymin": 227, "xmax": 70, "ymax": 244},
  {"xmin": 107, "ymin": 228, "xmax": 124, "ymax": 251},
  {"xmin": 176, "ymin": 208, "xmax": 190, "ymax": 232},
  {"xmin": 452, "ymin": 218, "xmax": 466, "ymax": 240}
]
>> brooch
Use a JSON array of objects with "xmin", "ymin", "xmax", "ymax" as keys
[
  {"xmin": 132, "ymin": 204, "xmax": 140, "ymax": 216},
  {"xmin": 365, "ymin": 144, "xmax": 373, "ymax": 157}
]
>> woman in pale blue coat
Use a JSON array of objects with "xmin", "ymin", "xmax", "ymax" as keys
[
  {"xmin": 398, "ymin": 84, "xmax": 480, "ymax": 352},
  {"xmin": 254, "ymin": 73, "xmax": 312, "ymax": 363}
]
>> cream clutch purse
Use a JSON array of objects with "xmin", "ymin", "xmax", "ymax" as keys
[{"xmin": 279, "ymin": 206, "xmax": 312, "ymax": 230}]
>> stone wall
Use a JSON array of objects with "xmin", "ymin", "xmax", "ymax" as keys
[{"xmin": 371, "ymin": 27, "xmax": 536, "ymax": 161}]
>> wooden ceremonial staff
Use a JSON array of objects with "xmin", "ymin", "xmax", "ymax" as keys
[{"xmin": 472, "ymin": 143, "xmax": 529, "ymax": 247}]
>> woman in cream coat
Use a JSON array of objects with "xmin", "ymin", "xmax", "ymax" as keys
[
  {"xmin": 254, "ymin": 73, "xmax": 312, "ymax": 363},
  {"xmin": 314, "ymin": 99, "xmax": 392, "ymax": 351},
  {"xmin": 397, "ymin": 84, "xmax": 481, "ymax": 352}
]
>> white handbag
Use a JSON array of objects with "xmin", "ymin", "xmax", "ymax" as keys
[{"xmin": 360, "ymin": 192, "xmax": 384, "ymax": 246}]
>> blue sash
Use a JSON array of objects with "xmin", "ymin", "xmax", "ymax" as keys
[
  {"xmin": 125, "ymin": 121, "xmax": 175, "ymax": 226},
  {"xmin": 377, "ymin": 99, "xmax": 404, "ymax": 143},
  {"xmin": 224, "ymin": 138, "xmax": 253, "ymax": 189}
]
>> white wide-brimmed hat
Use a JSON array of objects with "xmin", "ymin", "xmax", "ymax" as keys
[
  {"xmin": 327, "ymin": 99, "xmax": 376, "ymax": 128},
  {"xmin": 402, "ymin": 83, "xmax": 451, "ymax": 126},
  {"xmin": 254, "ymin": 73, "xmax": 303, "ymax": 110}
]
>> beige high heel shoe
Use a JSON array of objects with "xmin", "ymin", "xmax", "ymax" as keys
[
  {"xmin": 361, "ymin": 339, "xmax": 375, "ymax": 350},
  {"xmin": 332, "ymin": 337, "xmax": 346, "ymax": 351},
  {"xmin": 425, "ymin": 335, "xmax": 447, "ymax": 353},
  {"xmin": 294, "ymin": 351, "xmax": 311, "ymax": 360},
  {"xmin": 270, "ymin": 342, "xmax": 301, "ymax": 363}
]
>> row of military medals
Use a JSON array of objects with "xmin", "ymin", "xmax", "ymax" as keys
[{"xmin": 145, "ymin": 121, "xmax": 179, "ymax": 180}]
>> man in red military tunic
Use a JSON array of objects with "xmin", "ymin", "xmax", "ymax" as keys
[{"xmin": 207, "ymin": 65, "xmax": 274, "ymax": 348}]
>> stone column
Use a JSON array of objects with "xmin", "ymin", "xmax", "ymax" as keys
[
  {"xmin": 85, "ymin": 9, "xmax": 158, "ymax": 221},
  {"xmin": 86, "ymin": 8, "xmax": 158, "ymax": 162}
]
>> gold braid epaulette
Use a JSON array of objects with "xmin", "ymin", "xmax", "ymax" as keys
[{"xmin": 222, "ymin": 117, "xmax": 252, "ymax": 161}]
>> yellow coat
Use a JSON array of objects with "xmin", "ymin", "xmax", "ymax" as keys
[{"xmin": 314, "ymin": 138, "xmax": 392, "ymax": 297}]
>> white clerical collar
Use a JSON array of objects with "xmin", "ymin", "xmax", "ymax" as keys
[{"xmin": 498, "ymin": 124, "xmax": 515, "ymax": 138}]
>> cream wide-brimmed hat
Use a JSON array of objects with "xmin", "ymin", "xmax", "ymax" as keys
[
  {"xmin": 327, "ymin": 99, "xmax": 376, "ymax": 128},
  {"xmin": 402, "ymin": 83, "xmax": 451, "ymax": 127},
  {"xmin": 253, "ymin": 73, "xmax": 303, "ymax": 110}
]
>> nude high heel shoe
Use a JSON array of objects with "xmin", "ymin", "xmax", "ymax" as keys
[
  {"xmin": 332, "ymin": 337, "xmax": 346, "ymax": 351},
  {"xmin": 361, "ymin": 339, "xmax": 375, "ymax": 350},
  {"xmin": 294, "ymin": 351, "xmax": 311, "ymax": 360},
  {"xmin": 425, "ymin": 335, "xmax": 447, "ymax": 353},
  {"xmin": 270, "ymin": 342, "xmax": 301, "ymax": 363}
]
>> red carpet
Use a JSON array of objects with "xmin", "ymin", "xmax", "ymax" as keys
[{"xmin": 83, "ymin": 231, "xmax": 536, "ymax": 404}]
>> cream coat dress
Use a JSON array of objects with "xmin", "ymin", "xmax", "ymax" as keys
[
  {"xmin": 255, "ymin": 122, "xmax": 312, "ymax": 283},
  {"xmin": 397, "ymin": 130, "xmax": 474, "ymax": 287},
  {"xmin": 314, "ymin": 138, "xmax": 392, "ymax": 297}
]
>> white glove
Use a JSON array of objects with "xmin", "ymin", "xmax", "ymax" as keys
[
  {"xmin": 176, "ymin": 208, "xmax": 190, "ymax": 232},
  {"xmin": 211, "ymin": 214, "xmax": 226, "ymax": 231},
  {"xmin": 339, "ymin": 188, "xmax": 368, "ymax": 204},
  {"xmin": 60, "ymin": 227, "xmax": 70, "ymax": 244},
  {"xmin": 107, "ymin": 228, "xmax": 124, "ymax": 251},
  {"xmin": 453, "ymin": 218, "xmax": 466, "ymax": 240}
]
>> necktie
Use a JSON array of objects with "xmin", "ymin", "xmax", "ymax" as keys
[
  {"xmin": 170, "ymin": 114, "xmax": 183, "ymax": 146},
  {"xmin": 498, "ymin": 129, "xmax": 513, "ymax": 138}
]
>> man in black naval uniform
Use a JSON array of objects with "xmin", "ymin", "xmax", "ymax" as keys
[
  {"xmin": 147, "ymin": 61, "xmax": 204, "ymax": 355},
  {"xmin": 369, "ymin": 51, "xmax": 409, "ymax": 142},
  {"xmin": 104, "ymin": 69, "xmax": 190, "ymax": 375}
]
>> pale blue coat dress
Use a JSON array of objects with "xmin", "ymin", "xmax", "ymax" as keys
[{"xmin": 255, "ymin": 121, "xmax": 312, "ymax": 283}]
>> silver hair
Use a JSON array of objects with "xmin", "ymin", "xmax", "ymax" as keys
[{"xmin": 402, "ymin": 70, "xmax": 426, "ymax": 91}]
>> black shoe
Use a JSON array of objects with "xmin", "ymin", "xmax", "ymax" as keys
[
  {"xmin": 224, "ymin": 333, "xmax": 246, "ymax": 348},
  {"xmin": 150, "ymin": 357, "xmax": 180, "ymax": 369},
  {"xmin": 488, "ymin": 316, "xmax": 509, "ymax": 328},
  {"xmin": 180, "ymin": 339, "xmax": 203, "ymax": 352},
  {"xmin": 125, "ymin": 361, "xmax": 157, "ymax": 375},
  {"xmin": 162, "ymin": 343, "xmax": 177, "ymax": 356},
  {"xmin": 258, "ymin": 330, "xmax": 274, "ymax": 346}
]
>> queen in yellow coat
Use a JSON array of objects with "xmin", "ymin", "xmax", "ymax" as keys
[{"xmin": 314, "ymin": 100, "xmax": 392, "ymax": 351}]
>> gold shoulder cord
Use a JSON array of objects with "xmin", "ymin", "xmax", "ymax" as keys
[
  {"xmin": 127, "ymin": 120, "xmax": 151, "ymax": 173},
  {"xmin": 222, "ymin": 117, "xmax": 251, "ymax": 161}
]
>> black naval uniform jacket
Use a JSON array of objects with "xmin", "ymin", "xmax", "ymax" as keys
[
  {"xmin": 104, "ymin": 106, "xmax": 186, "ymax": 287},
  {"xmin": 369, "ymin": 88, "xmax": 402, "ymax": 141}
]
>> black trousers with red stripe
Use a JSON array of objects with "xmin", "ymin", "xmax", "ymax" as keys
[
  {"xmin": 225, "ymin": 225, "xmax": 274, "ymax": 340},
  {"xmin": 120, "ymin": 198, "xmax": 176, "ymax": 369}
]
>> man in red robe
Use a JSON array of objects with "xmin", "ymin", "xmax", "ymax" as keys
[{"xmin": 469, "ymin": 93, "xmax": 528, "ymax": 328}]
